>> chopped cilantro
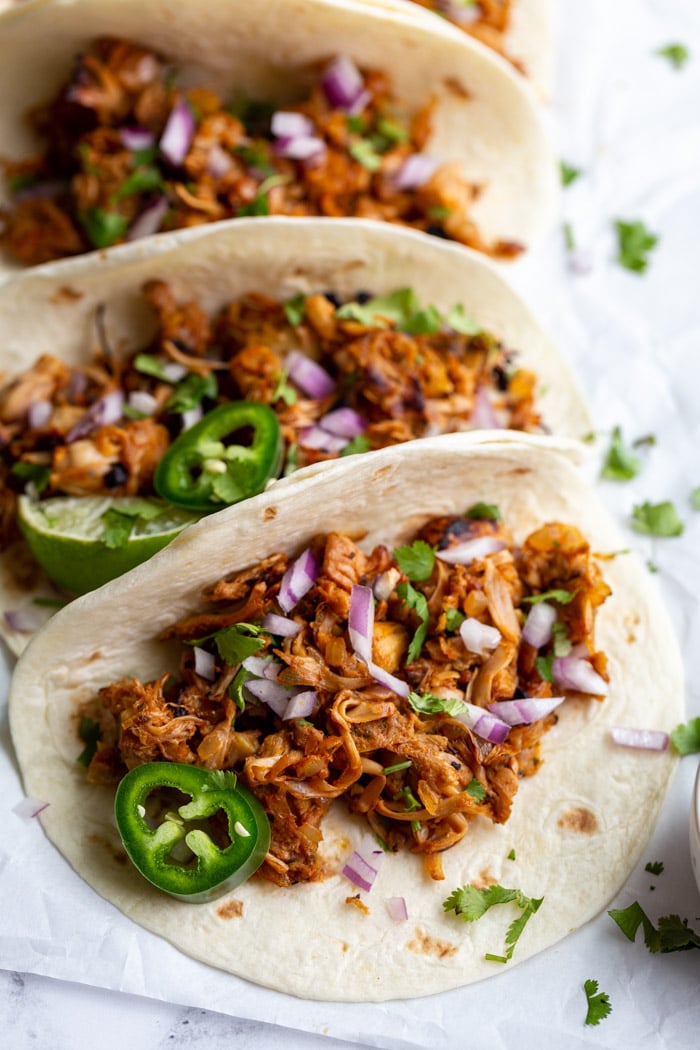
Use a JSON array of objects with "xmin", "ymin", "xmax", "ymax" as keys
[
  {"xmin": 446, "ymin": 304, "xmax": 482, "ymax": 335},
  {"xmin": 11, "ymin": 461, "xmax": 51, "ymax": 494},
  {"xmin": 465, "ymin": 501, "xmax": 501, "ymax": 521},
  {"xmin": 375, "ymin": 116, "xmax": 409, "ymax": 144},
  {"xmin": 631, "ymin": 501, "xmax": 684, "ymax": 537},
  {"xmin": 551, "ymin": 621, "xmax": 572, "ymax": 657},
  {"xmin": 583, "ymin": 979, "xmax": 612, "ymax": 1026},
  {"xmin": 131, "ymin": 146, "xmax": 158, "ymax": 167},
  {"xmin": 484, "ymin": 953, "xmax": 507, "ymax": 964},
  {"xmin": 100, "ymin": 501, "xmax": 163, "ymax": 550},
  {"xmin": 227, "ymin": 665, "xmax": 252, "ymax": 712},
  {"xmin": 670, "ymin": 716, "xmax": 700, "ymax": 755},
  {"xmin": 80, "ymin": 207, "xmax": 129, "ymax": 249},
  {"xmin": 133, "ymin": 354, "xmax": 178, "ymax": 381},
  {"xmin": 340, "ymin": 435, "xmax": 371, "ymax": 457},
  {"xmin": 283, "ymin": 294, "xmax": 307, "ymax": 326},
  {"xmin": 233, "ymin": 143, "xmax": 275, "ymax": 176},
  {"xmin": 349, "ymin": 139, "xmax": 383, "ymax": 172},
  {"xmin": 407, "ymin": 690, "xmax": 466, "ymax": 718},
  {"xmin": 691, "ymin": 487, "xmax": 700, "ymax": 510},
  {"xmin": 656, "ymin": 43, "xmax": 690, "ymax": 69},
  {"xmin": 396, "ymin": 583, "xmax": 430, "ymax": 662},
  {"xmin": 521, "ymin": 588, "xmax": 576, "ymax": 605},
  {"xmin": 645, "ymin": 860, "xmax": 664, "ymax": 876},
  {"xmin": 445, "ymin": 607, "xmax": 466, "ymax": 632},
  {"xmin": 201, "ymin": 769, "xmax": 238, "ymax": 792},
  {"xmin": 394, "ymin": 540, "xmax": 435, "ymax": 582},
  {"xmin": 601, "ymin": 426, "xmax": 642, "ymax": 481},
  {"xmin": 615, "ymin": 219, "xmax": 659, "ymax": 274},
  {"xmin": 536, "ymin": 654, "xmax": 554, "ymax": 683},
  {"xmin": 111, "ymin": 166, "xmax": 164, "ymax": 202},
  {"xmin": 165, "ymin": 372, "xmax": 218, "ymax": 413},
  {"xmin": 77, "ymin": 717, "xmax": 102, "ymax": 767},
  {"xmin": 443, "ymin": 883, "xmax": 543, "ymax": 960},
  {"xmin": 647, "ymin": 560, "xmax": 659, "ymax": 574},
  {"xmin": 236, "ymin": 193, "xmax": 270, "ymax": 217},
  {"xmin": 608, "ymin": 901, "xmax": 700, "ymax": 952},
  {"xmin": 633, "ymin": 433, "xmax": 656, "ymax": 449},
  {"xmin": 563, "ymin": 221, "xmax": 576, "ymax": 251},
  {"xmin": 560, "ymin": 162, "xmax": 581, "ymax": 187},
  {"xmin": 507, "ymin": 848, "xmax": 516, "ymax": 861},
  {"xmin": 346, "ymin": 115, "xmax": 366, "ymax": 135},
  {"xmin": 336, "ymin": 287, "xmax": 421, "ymax": 328},
  {"xmin": 271, "ymin": 370, "xmax": 298, "ymax": 406},
  {"xmin": 382, "ymin": 760, "xmax": 412, "ymax": 775},
  {"xmin": 402, "ymin": 305, "xmax": 442, "ymax": 335},
  {"xmin": 466, "ymin": 778, "xmax": 487, "ymax": 802},
  {"xmin": 195, "ymin": 622, "xmax": 267, "ymax": 666}
]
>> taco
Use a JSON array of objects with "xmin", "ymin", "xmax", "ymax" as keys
[
  {"xmin": 359, "ymin": 1, "xmax": 554, "ymax": 94},
  {"xmin": 0, "ymin": 0, "xmax": 557, "ymax": 277},
  {"xmin": 9, "ymin": 432, "xmax": 683, "ymax": 1001},
  {"xmin": 0, "ymin": 217, "xmax": 589, "ymax": 653}
]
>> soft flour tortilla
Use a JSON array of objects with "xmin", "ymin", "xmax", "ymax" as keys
[
  {"xmin": 0, "ymin": 216, "xmax": 589, "ymax": 655},
  {"xmin": 9, "ymin": 432, "xmax": 684, "ymax": 1001},
  {"xmin": 358, "ymin": 0, "xmax": 555, "ymax": 97},
  {"xmin": 0, "ymin": 0, "xmax": 558, "ymax": 280}
]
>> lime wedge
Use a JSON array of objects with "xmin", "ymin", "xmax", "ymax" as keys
[{"xmin": 17, "ymin": 495, "xmax": 201, "ymax": 595}]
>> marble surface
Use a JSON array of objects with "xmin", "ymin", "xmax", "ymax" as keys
[{"xmin": 2, "ymin": 0, "xmax": 700, "ymax": 1047}]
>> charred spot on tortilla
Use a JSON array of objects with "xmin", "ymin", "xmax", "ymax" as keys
[
  {"xmin": 87, "ymin": 832, "xmax": 129, "ymax": 866},
  {"xmin": 557, "ymin": 806, "xmax": 599, "ymax": 835},
  {"xmin": 408, "ymin": 928, "xmax": 459, "ymax": 959},
  {"xmin": 50, "ymin": 286, "xmax": 84, "ymax": 305},
  {"xmin": 262, "ymin": 506, "xmax": 278, "ymax": 521},
  {"xmin": 443, "ymin": 77, "xmax": 471, "ymax": 100},
  {"xmin": 216, "ymin": 897, "xmax": 244, "ymax": 920}
]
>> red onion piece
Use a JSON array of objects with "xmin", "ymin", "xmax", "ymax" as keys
[
  {"xmin": 286, "ymin": 351, "xmax": 336, "ymax": 399},
  {"xmin": 160, "ymin": 361, "xmax": 188, "ymax": 383},
  {"xmin": 206, "ymin": 145, "xmax": 234, "ymax": 178},
  {"xmin": 181, "ymin": 405, "xmax": 203, "ymax": 431},
  {"xmin": 372, "ymin": 567, "xmax": 401, "ymax": 601},
  {"xmin": 28, "ymin": 399, "xmax": 52, "ymax": 429},
  {"xmin": 553, "ymin": 656, "xmax": 608, "ymax": 696},
  {"xmin": 436, "ymin": 536, "xmax": 505, "ymax": 565},
  {"xmin": 278, "ymin": 547, "xmax": 319, "ymax": 613},
  {"xmin": 318, "ymin": 407, "xmax": 366, "ymax": 438},
  {"xmin": 369, "ymin": 661, "xmax": 410, "ymax": 697},
  {"xmin": 66, "ymin": 390, "xmax": 124, "ymax": 442},
  {"xmin": 127, "ymin": 390, "xmax": 158, "ymax": 416},
  {"xmin": 471, "ymin": 387, "xmax": 502, "ymax": 429},
  {"xmin": 488, "ymin": 696, "xmax": 565, "ymax": 726},
  {"xmin": 459, "ymin": 617, "xmax": 501, "ymax": 656},
  {"xmin": 242, "ymin": 655, "xmax": 281, "ymax": 680},
  {"xmin": 446, "ymin": 0, "xmax": 480, "ymax": 25},
  {"xmin": 394, "ymin": 153, "xmax": 441, "ymax": 191},
  {"xmin": 455, "ymin": 703, "xmax": 511, "ymax": 744},
  {"xmin": 275, "ymin": 135, "xmax": 326, "ymax": 160},
  {"xmin": 349, "ymin": 584, "xmax": 374, "ymax": 663},
  {"xmin": 522, "ymin": 602, "xmax": 557, "ymax": 649},
  {"xmin": 322, "ymin": 55, "xmax": 365, "ymax": 110},
  {"xmin": 245, "ymin": 678, "xmax": 293, "ymax": 718},
  {"xmin": 159, "ymin": 98, "xmax": 195, "ymax": 166},
  {"xmin": 127, "ymin": 195, "xmax": 170, "ymax": 241},
  {"xmin": 385, "ymin": 896, "xmax": 409, "ymax": 922},
  {"xmin": 299, "ymin": 424, "xmax": 349, "ymax": 453},
  {"xmin": 611, "ymin": 727, "xmax": 669, "ymax": 751},
  {"xmin": 4, "ymin": 608, "xmax": 42, "ymax": 634},
  {"xmin": 283, "ymin": 690, "xmax": 318, "ymax": 721},
  {"xmin": 271, "ymin": 111, "xmax": 315, "ymax": 139},
  {"xmin": 342, "ymin": 838, "xmax": 384, "ymax": 892},
  {"xmin": 13, "ymin": 796, "xmax": 50, "ymax": 821},
  {"xmin": 119, "ymin": 126, "xmax": 156, "ymax": 152},
  {"xmin": 262, "ymin": 612, "xmax": 302, "ymax": 638},
  {"xmin": 193, "ymin": 646, "xmax": 217, "ymax": 681}
]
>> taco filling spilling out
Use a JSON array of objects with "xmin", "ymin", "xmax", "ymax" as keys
[
  {"xmin": 80, "ymin": 508, "xmax": 611, "ymax": 893},
  {"xmin": 0, "ymin": 282, "xmax": 543, "ymax": 592},
  {"xmin": 0, "ymin": 37, "xmax": 522, "ymax": 267},
  {"xmin": 410, "ymin": 1, "xmax": 520, "ymax": 73}
]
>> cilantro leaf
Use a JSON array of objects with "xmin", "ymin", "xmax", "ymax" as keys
[
  {"xmin": 195, "ymin": 622, "xmax": 267, "ymax": 666},
  {"xmin": 536, "ymin": 654, "xmax": 554, "ymax": 682},
  {"xmin": 551, "ymin": 621, "xmax": 572, "ymax": 657},
  {"xmin": 631, "ymin": 501, "xmax": 684, "ymax": 537},
  {"xmin": 601, "ymin": 426, "xmax": 642, "ymax": 481},
  {"xmin": 505, "ymin": 894, "xmax": 543, "ymax": 959},
  {"xmin": 446, "ymin": 304, "xmax": 482, "ymax": 335},
  {"xmin": 560, "ymin": 161, "xmax": 581, "ymax": 187},
  {"xmin": 211, "ymin": 462, "xmax": 258, "ymax": 505},
  {"xmin": 227, "ymin": 665, "xmax": 252, "ymax": 712},
  {"xmin": 670, "ymin": 716, "xmax": 700, "ymax": 755},
  {"xmin": 507, "ymin": 848, "xmax": 516, "ymax": 861},
  {"xmin": 11, "ymin": 461, "xmax": 51, "ymax": 494},
  {"xmin": 80, "ymin": 207, "xmax": 129, "ymax": 249},
  {"xmin": 284, "ymin": 294, "xmax": 307, "ymax": 326},
  {"xmin": 408, "ymin": 690, "xmax": 466, "ymax": 718},
  {"xmin": 99, "ymin": 501, "xmax": 163, "ymax": 549},
  {"xmin": 165, "ymin": 372, "xmax": 218, "ymax": 413},
  {"xmin": 402, "ymin": 305, "xmax": 442, "ymax": 335},
  {"xmin": 521, "ymin": 588, "xmax": 576, "ymax": 605},
  {"xmin": 134, "ymin": 354, "xmax": 178, "ymax": 381},
  {"xmin": 201, "ymin": 769, "xmax": 238, "ymax": 792},
  {"xmin": 445, "ymin": 607, "xmax": 466, "ymax": 632},
  {"xmin": 465, "ymin": 501, "xmax": 501, "ymax": 521},
  {"xmin": 615, "ymin": 219, "xmax": 659, "ymax": 274},
  {"xmin": 112, "ymin": 166, "xmax": 164, "ymax": 202},
  {"xmin": 645, "ymin": 860, "xmax": 664, "ymax": 876},
  {"xmin": 656, "ymin": 43, "xmax": 690, "ymax": 69},
  {"xmin": 271, "ymin": 370, "xmax": 298, "ymax": 406},
  {"xmin": 77, "ymin": 716, "xmax": 102, "ymax": 767},
  {"xmin": 394, "ymin": 540, "xmax": 435, "ymax": 582},
  {"xmin": 444, "ymin": 883, "xmax": 543, "ymax": 960},
  {"xmin": 583, "ymin": 979, "xmax": 612, "ymax": 1026},
  {"xmin": 396, "ymin": 583, "xmax": 430, "ymax": 663},
  {"xmin": 340, "ymin": 435, "xmax": 371, "ymax": 457},
  {"xmin": 466, "ymin": 778, "xmax": 487, "ymax": 802},
  {"xmin": 349, "ymin": 139, "xmax": 382, "ymax": 172},
  {"xmin": 608, "ymin": 901, "xmax": 700, "ymax": 952},
  {"xmin": 336, "ymin": 288, "xmax": 422, "ymax": 328}
]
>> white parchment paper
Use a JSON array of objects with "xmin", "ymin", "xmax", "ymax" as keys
[{"xmin": 2, "ymin": 0, "xmax": 700, "ymax": 1046}]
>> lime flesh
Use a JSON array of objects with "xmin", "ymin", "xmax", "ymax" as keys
[{"xmin": 17, "ymin": 495, "xmax": 201, "ymax": 595}]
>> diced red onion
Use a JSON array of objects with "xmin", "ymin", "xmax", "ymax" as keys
[
  {"xmin": 275, "ymin": 136, "xmax": 326, "ymax": 161},
  {"xmin": 488, "ymin": 696, "xmax": 565, "ymax": 726},
  {"xmin": 299, "ymin": 424, "xmax": 349, "ymax": 453},
  {"xmin": 522, "ymin": 602, "xmax": 557, "ymax": 649},
  {"xmin": 160, "ymin": 361, "xmax": 188, "ymax": 383},
  {"xmin": 321, "ymin": 55, "xmax": 366, "ymax": 111},
  {"xmin": 4, "ymin": 607, "xmax": 42, "ymax": 633},
  {"xmin": 436, "ymin": 536, "xmax": 505, "ymax": 565},
  {"xmin": 553, "ymin": 656, "xmax": 608, "ymax": 696},
  {"xmin": 455, "ymin": 703, "xmax": 511, "ymax": 744},
  {"xmin": 348, "ymin": 584, "xmax": 410, "ymax": 697},
  {"xmin": 271, "ymin": 111, "xmax": 315, "ymax": 139},
  {"xmin": 127, "ymin": 195, "xmax": 170, "ymax": 241},
  {"xmin": 206, "ymin": 145, "xmax": 234, "ymax": 178},
  {"xmin": 372, "ymin": 568, "xmax": 401, "ymax": 601},
  {"xmin": 368, "ymin": 662, "xmax": 410, "ymax": 697},
  {"xmin": 262, "ymin": 612, "xmax": 302, "ymax": 638},
  {"xmin": 193, "ymin": 646, "xmax": 217, "ymax": 681},
  {"xmin": 286, "ymin": 351, "xmax": 336, "ymax": 399},
  {"xmin": 67, "ymin": 370, "xmax": 88, "ymax": 400},
  {"xmin": 445, "ymin": 0, "xmax": 480, "ymax": 25},
  {"xmin": 66, "ymin": 390, "xmax": 124, "ymax": 442},
  {"xmin": 385, "ymin": 896, "xmax": 408, "ymax": 922},
  {"xmin": 282, "ymin": 690, "xmax": 318, "ymax": 721},
  {"xmin": 28, "ymin": 399, "xmax": 52, "ymax": 429},
  {"xmin": 119, "ymin": 126, "xmax": 156, "ymax": 152},
  {"xmin": 13, "ymin": 796, "xmax": 50, "ymax": 821},
  {"xmin": 394, "ymin": 153, "xmax": 441, "ymax": 191},
  {"xmin": 181, "ymin": 405, "xmax": 203, "ymax": 431},
  {"xmin": 244, "ymin": 678, "xmax": 293, "ymax": 718},
  {"xmin": 242, "ymin": 655, "xmax": 282, "ymax": 680},
  {"xmin": 127, "ymin": 390, "xmax": 159, "ymax": 416},
  {"xmin": 471, "ymin": 387, "xmax": 502, "ymax": 429},
  {"xmin": 459, "ymin": 617, "xmax": 501, "ymax": 656},
  {"xmin": 159, "ymin": 98, "xmax": 196, "ymax": 166},
  {"xmin": 318, "ymin": 407, "xmax": 366, "ymax": 438},
  {"xmin": 342, "ymin": 837, "xmax": 384, "ymax": 892},
  {"xmin": 610, "ymin": 727, "xmax": 669, "ymax": 751},
  {"xmin": 278, "ymin": 547, "xmax": 319, "ymax": 613}
]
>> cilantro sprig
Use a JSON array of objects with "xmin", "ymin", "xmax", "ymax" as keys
[
  {"xmin": 443, "ymin": 883, "xmax": 543, "ymax": 961},
  {"xmin": 670, "ymin": 716, "xmax": 700, "ymax": 755},
  {"xmin": 335, "ymin": 287, "xmax": 480, "ymax": 336},
  {"xmin": 394, "ymin": 540, "xmax": 435, "ymax": 582},
  {"xmin": 656, "ymin": 43, "xmax": 690, "ymax": 70},
  {"xmin": 583, "ymin": 979, "xmax": 612, "ymax": 1026},
  {"xmin": 601, "ymin": 426, "xmax": 642, "ymax": 481},
  {"xmin": 192, "ymin": 622, "xmax": 268, "ymax": 666},
  {"xmin": 615, "ymin": 220, "xmax": 659, "ymax": 274},
  {"xmin": 609, "ymin": 901, "xmax": 700, "ymax": 952},
  {"xmin": 560, "ymin": 161, "xmax": 581, "ymax": 187},
  {"xmin": 396, "ymin": 583, "xmax": 430, "ymax": 663},
  {"xmin": 631, "ymin": 501, "xmax": 684, "ymax": 537}
]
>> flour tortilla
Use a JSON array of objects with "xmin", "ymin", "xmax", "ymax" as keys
[
  {"xmin": 0, "ymin": 216, "xmax": 589, "ymax": 655},
  {"xmin": 358, "ymin": 0, "xmax": 555, "ymax": 97},
  {"xmin": 9, "ymin": 432, "xmax": 683, "ymax": 1001},
  {"xmin": 0, "ymin": 0, "xmax": 558, "ymax": 281}
]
